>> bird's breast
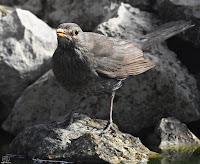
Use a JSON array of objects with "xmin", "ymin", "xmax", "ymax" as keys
[
  {"xmin": 52, "ymin": 47, "xmax": 95, "ymax": 92},
  {"xmin": 52, "ymin": 46, "xmax": 121, "ymax": 96}
]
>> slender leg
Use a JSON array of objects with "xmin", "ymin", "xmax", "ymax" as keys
[
  {"xmin": 101, "ymin": 91, "xmax": 117, "ymax": 134},
  {"xmin": 55, "ymin": 97, "xmax": 86, "ymax": 127},
  {"xmin": 66, "ymin": 97, "xmax": 86, "ymax": 120},
  {"xmin": 109, "ymin": 91, "xmax": 115, "ymax": 126}
]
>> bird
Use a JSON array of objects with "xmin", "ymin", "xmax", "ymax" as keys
[{"xmin": 52, "ymin": 21, "xmax": 193, "ymax": 133}]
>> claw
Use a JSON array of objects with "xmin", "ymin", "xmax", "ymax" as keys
[{"xmin": 100, "ymin": 121, "xmax": 118, "ymax": 136}]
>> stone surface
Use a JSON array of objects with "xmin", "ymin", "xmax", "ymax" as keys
[
  {"xmin": 2, "ymin": 3, "xmax": 200, "ymax": 136},
  {"xmin": 9, "ymin": 113, "xmax": 158, "ymax": 164},
  {"xmin": 0, "ymin": 8, "xmax": 57, "ymax": 123},
  {"xmin": 0, "ymin": 0, "xmax": 118, "ymax": 31},
  {"xmin": 156, "ymin": 117, "xmax": 200, "ymax": 162},
  {"xmin": 0, "ymin": 0, "xmax": 153, "ymax": 31},
  {"xmin": 2, "ymin": 70, "xmax": 81, "ymax": 134},
  {"xmin": 43, "ymin": 0, "xmax": 116, "ymax": 31},
  {"xmin": 155, "ymin": 0, "xmax": 200, "ymax": 47},
  {"xmin": 158, "ymin": 117, "xmax": 200, "ymax": 149}
]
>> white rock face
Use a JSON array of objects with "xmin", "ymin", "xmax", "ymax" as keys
[
  {"xmin": 0, "ymin": 9, "xmax": 57, "ymax": 122},
  {"xmin": 0, "ymin": 0, "xmax": 154, "ymax": 31},
  {"xmin": 2, "ymin": 4, "xmax": 200, "ymax": 135},
  {"xmin": 1, "ymin": 0, "xmax": 116, "ymax": 31}
]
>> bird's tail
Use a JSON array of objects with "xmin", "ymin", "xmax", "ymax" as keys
[{"xmin": 140, "ymin": 21, "xmax": 194, "ymax": 50}]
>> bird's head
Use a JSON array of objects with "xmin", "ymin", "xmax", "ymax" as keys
[{"xmin": 56, "ymin": 23, "xmax": 83, "ymax": 47}]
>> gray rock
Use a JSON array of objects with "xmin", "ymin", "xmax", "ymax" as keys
[
  {"xmin": 0, "ymin": 8, "xmax": 57, "ymax": 123},
  {"xmin": 2, "ymin": 70, "xmax": 81, "ymax": 134},
  {"xmin": 43, "ymin": 0, "xmax": 117, "ymax": 31},
  {"xmin": 155, "ymin": 0, "xmax": 200, "ymax": 47},
  {"xmin": 0, "ymin": 0, "xmax": 27, "ymax": 6},
  {"xmin": 0, "ymin": 0, "xmax": 153, "ymax": 31},
  {"xmin": 157, "ymin": 117, "xmax": 200, "ymax": 162},
  {"xmin": 123, "ymin": 0, "xmax": 152, "ymax": 10},
  {"xmin": 9, "ymin": 113, "xmax": 159, "ymax": 164},
  {"xmin": 0, "ymin": 0, "xmax": 119, "ymax": 31},
  {"xmin": 158, "ymin": 117, "xmax": 200, "ymax": 148},
  {"xmin": 2, "ymin": 3, "xmax": 200, "ymax": 136}
]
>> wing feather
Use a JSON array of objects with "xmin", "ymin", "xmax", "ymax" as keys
[{"xmin": 84, "ymin": 33, "xmax": 155, "ymax": 79}]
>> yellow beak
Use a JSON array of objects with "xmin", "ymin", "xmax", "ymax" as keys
[{"xmin": 56, "ymin": 28, "xmax": 73, "ymax": 38}]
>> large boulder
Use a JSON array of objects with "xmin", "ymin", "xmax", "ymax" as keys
[
  {"xmin": 9, "ymin": 113, "xmax": 158, "ymax": 164},
  {"xmin": 0, "ymin": 8, "xmax": 57, "ymax": 123},
  {"xmin": 2, "ymin": 70, "xmax": 81, "ymax": 134},
  {"xmin": 0, "ymin": 1, "xmax": 153, "ymax": 31},
  {"xmin": 2, "ymin": 3, "xmax": 200, "ymax": 135},
  {"xmin": 0, "ymin": 0, "xmax": 118, "ymax": 31}
]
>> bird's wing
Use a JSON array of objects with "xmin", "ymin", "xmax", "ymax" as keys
[{"xmin": 85, "ymin": 33, "xmax": 155, "ymax": 79}]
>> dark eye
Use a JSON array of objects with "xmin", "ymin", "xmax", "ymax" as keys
[{"xmin": 74, "ymin": 30, "xmax": 79, "ymax": 35}]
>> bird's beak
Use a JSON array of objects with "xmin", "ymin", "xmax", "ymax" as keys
[{"xmin": 57, "ymin": 28, "xmax": 73, "ymax": 38}]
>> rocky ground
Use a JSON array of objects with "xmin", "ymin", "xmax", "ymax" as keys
[
  {"xmin": 9, "ymin": 113, "xmax": 160, "ymax": 164},
  {"xmin": 0, "ymin": 0, "xmax": 200, "ymax": 163}
]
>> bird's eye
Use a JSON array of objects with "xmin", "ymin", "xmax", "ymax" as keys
[{"xmin": 74, "ymin": 30, "xmax": 79, "ymax": 35}]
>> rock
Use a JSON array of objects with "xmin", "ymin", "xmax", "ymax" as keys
[
  {"xmin": 2, "ymin": 3, "xmax": 200, "ymax": 135},
  {"xmin": 156, "ymin": 117, "xmax": 200, "ymax": 162},
  {"xmin": 0, "ymin": 8, "xmax": 57, "ymax": 123},
  {"xmin": 155, "ymin": 0, "xmax": 200, "ymax": 47},
  {"xmin": 123, "ymin": 0, "xmax": 152, "ymax": 11},
  {"xmin": 0, "ymin": 0, "xmax": 119, "ymax": 31},
  {"xmin": 43, "ymin": 0, "xmax": 118, "ymax": 31},
  {"xmin": 0, "ymin": 0, "xmax": 153, "ymax": 31},
  {"xmin": 158, "ymin": 117, "xmax": 200, "ymax": 149},
  {"xmin": 2, "ymin": 70, "xmax": 81, "ymax": 134},
  {"xmin": 9, "ymin": 113, "xmax": 159, "ymax": 164}
]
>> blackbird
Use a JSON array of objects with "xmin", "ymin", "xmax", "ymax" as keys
[{"xmin": 52, "ymin": 21, "xmax": 193, "ymax": 132}]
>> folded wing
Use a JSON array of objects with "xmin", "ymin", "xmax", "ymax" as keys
[{"xmin": 86, "ymin": 33, "xmax": 155, "ymax": 79}]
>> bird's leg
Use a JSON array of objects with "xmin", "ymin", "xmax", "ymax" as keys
[
  {"xmin": 109, "ymin": 91, "xmax": 115, "ymax": 126},
  {"xmin": 66, "ymin": 97, "xmax": 86, "ymax": 121},
  {"xmin": 102, "ymin": 91, "xmax": 118, "ymax": 134},
  {"xmin": 57, "ymin": 97, "xmax": 86, "ymax": 127}
]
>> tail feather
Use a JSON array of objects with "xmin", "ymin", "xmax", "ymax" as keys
[{"xmin": 140, "ymin": 21, "xmax": 194, "ymax": 50}]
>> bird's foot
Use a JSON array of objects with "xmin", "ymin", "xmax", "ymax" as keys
[{"xmin": 100, "ymin": 121, "xmax": 118, "ymax": 136}]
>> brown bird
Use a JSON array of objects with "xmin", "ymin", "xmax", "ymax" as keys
[{"xmin": 52, "ymin": 21, "xmax": 193, "ymax": 133}]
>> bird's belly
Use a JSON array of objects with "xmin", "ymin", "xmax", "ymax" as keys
[
  {"xmin": 53, "ymin": 64, "xmax": 101, "ymax": 96},
  {"xmin": 54, "ymin": 67, "xmax": 121, "ymax": 97},
  {"xmin": 52, "ymin": 54, "xmax": 122, "ymax": 96}
]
